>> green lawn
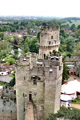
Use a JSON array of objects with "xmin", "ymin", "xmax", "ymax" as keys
[
  {"xmin": 0, "ymin": 81, "xmax": 9, "ymax": 86},
  {"xmin": 71, "ymin": 98, "xmax": 80, "ymax": 104},
  {"xmin": 62, "ymin": 20, "xmax": 80, "ymax": 27}
]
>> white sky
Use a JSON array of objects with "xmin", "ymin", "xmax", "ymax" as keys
[{"xmin": 0, "ymin": 0, "xmax": 80, "ymax": 17}]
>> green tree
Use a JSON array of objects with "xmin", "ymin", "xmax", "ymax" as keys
[
  {"xmin": 74, "ymin": 42, "xmax": 80, "ymax": 56},
  {"xmin": 66, "ymin": 37, "xmax": 75, "ymax": 53},
  {"xmin": 77, "ymin": 24, "xmax": 80, "ymax": 29},
  {"xmin": 0, "ymin": 32, "xmax": 4, "ymax": 40},
  {"xmin": 23, "ymin": 37, "xmax": 39, "ymax": 53},
  {"xmin": 24, "ymin": 42, "xmax": 30, "ymax": 53},
  {"xmin": 60, "ymin": 35, "xmax": 65, "ymax": 44},
  {"xmin": 70, "ymin": 24, "xmax": 76, "ymax": 30},
  {"xmin": 75, "ymin": 29, "xmax": 80, "ymax": 37},
  {"xmin": 60, "ymin": 29, "xmax": 68, "ymax": 38},
  {"xmin": 29, "ymin": 38, "xmax": 39, "ymax": 53},
  {"xmin": 47, "ymin": 107, "xmax": 80, "ymax": 120},
  {"xmin": 13, "ymin": 49, "xmax": 19, "ymax": 59},
  {"xmin": 24, "ymin": 37, "xmax": 31, "ymax": 46},
  {"xmin": 11, "ymin": 28, "xmax": 16, "ymax": 32},
  {"xmin": 62, "ymin": 58, "xmax": 70, "ymax": 83},
  {"xmin": 5, "ymin": 57, "xmax": 15, "ymax": 65},
  {"xmin": 37, "ymin": 32, "xmax": 41, "ymax": 40},
  {"xmin": 9, "ymin": 73, "xmax": 15, "ymax": 86},
  {"xmin": 20, "ymin": 26, "xmax": 24, "ymax": 30},
  {"xmin": 0, "ymin": 41, "xmax": 11, "ymax": 59}
]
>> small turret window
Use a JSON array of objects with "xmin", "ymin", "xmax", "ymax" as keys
[
  {"xmin": 23, "ymin": 93, "xmax": 24, "ymax": 97},
  {"xmin": 49, "ymin": 41, "xmax": 51, "ymax": 45},
  {"xmin": 31, "ymin": 76, "xmax": 37, "ymax": 85},
  {"xmin": 59, "ymin": 66, "xmax": 61, "ymax": 70},
  {"xmin": 55, "ymin": 41, "xmax": 56, "ymax": 44},
  {"xmin": 51, "ymin": 36, "xmax": 53, "ymax": 39},
  {"xmin": 24, "ymin": 76, "xmax": 25, "ymax": 80},
  {"xmin": 33, "ymin": 79, "xmax": 37, "ymax": 85},
  {"xmin": 56, "ymin": 57, "xmax": 59, "ymax": 60}
]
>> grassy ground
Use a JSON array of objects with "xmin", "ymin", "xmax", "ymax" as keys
[
  {"xmin": 71, "ymin": 98, "xmax": 80, "ymax": 104},
  {"xmin": 0, "ymin": 81, "xmax": 9, "ymax": 86}
]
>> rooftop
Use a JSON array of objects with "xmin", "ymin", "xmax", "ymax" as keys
[{"xmin": 0, "ymin": 76, "xmax": 12, "ymax": 83}]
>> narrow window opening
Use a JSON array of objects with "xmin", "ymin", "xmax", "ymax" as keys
[
  {"xmin": 55, "ymin": 41, "xmax": 56, "ymax": 44},
  {"xmin": 29, "ymin": 94, "xmax": 32, "ymax": 102},
  {"xmin": 32, "ymin": 76, "xmax": 37, "ymax": 85},
  {"xmin": 51, "ymin": 36, "xmax": 53, "ymax": 39},
  {"xmin": 38, "ymin": 77, "xmax": 40, "ymax": 80},
  {"xmin": 33, "ymin": 79, "xmax": 37, "ymax": 85},
  {"xmin": 24, "ymin": 76, "xmax": 25, "ymax": 80},
  {"xmin": 44, "ymin": 54, "xmax": 46, "ymax": 59},
  {"xmin": 59, "ymin": 66, "xmax": 61, "ymax": 70},
  {"xmin": 49, "ymin": 41, "xmax": 51, "ymax": 45},
  {"xmin": 43, "ymin": 83, "xmax": 45, "ymax": 87},
  {"xmin": 23, "ymin": 93, "xmax": 24, "ymax": 97}
]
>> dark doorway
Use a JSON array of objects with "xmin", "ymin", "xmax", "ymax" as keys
[
  {"xmin": 29, "ymin": 94, "xmax": 32, "ymax": 102},
  {"xmin": 44, "ymin": 54, "xmax": 46, "ymax": 59}
]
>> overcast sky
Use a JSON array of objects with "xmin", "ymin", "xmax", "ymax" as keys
[{"xmin": 0, "ymin": 0, "xmax": 80, "ymax": 17}]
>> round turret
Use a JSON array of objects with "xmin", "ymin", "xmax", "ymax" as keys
[{"xmin": 39, "ymin": 25, "xmax": 60, "ymax": 59}]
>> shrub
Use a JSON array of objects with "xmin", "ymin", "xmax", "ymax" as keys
[{"xmin": 46, "ymin": 107, "xmax": 80, "ymax": 120}]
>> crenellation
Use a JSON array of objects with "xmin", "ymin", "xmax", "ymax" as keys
[{"xmin": 41, "ymin": 25, "xmax": 60, "ymax": 31}]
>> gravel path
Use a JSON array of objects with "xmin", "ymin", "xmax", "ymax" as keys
[{"xmin": 71, "ymin": 103, "xmax": 80, "ymax": 109}]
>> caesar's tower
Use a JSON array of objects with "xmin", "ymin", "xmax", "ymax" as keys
[{"xmin": 39, "ymin": 25, "xmax": 60, "ymax": 59}]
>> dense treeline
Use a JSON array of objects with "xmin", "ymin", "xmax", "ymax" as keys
[
  {"xmin": 0, "ymin": 19, "xmax": 59, "ymax": 33},
  {"xmin": 60, "ymin": 24, "xmax": 80, "ymax": 56}
]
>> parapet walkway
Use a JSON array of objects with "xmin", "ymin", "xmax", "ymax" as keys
[{"xmin": 25, "ymin": 102, "xmax": 37, "ymax": 120}]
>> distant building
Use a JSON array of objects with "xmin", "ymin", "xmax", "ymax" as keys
[
  {"xmin": 65, "ymin": 56, "xmax": 80, "ymax": 76},
  {"xmin": 0, "ymin": 76, "xmax": 13, "ymax": 83}
]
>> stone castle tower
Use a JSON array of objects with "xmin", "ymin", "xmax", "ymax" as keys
[
  {"xmin": 39, "ymin": 25, "xmax": 60, "ymax": 59},
  {"xmin": 15, "ymin": 25, "xmax": 63, "ymax": 120}
]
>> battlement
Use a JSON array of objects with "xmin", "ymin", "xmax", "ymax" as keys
[
  {"xmin": 15, "ymin": 53, "xmax": 38, "ymax": 66},
  {"xmin": 16, "ymin": 53, "xmax": 62, "ymax": 68},
  {"xmin": 48, "ymin": 55, "xmax": 62, "ymax": 66},
  {"xmin": 37, "ymin": 55, "xmax": 62, "ymax": 67},
  {"xmin": 41, "ymin": 25, "xmax": 60, "ymax": 31},
  {"xmin": 16, "ymin": 56, "xmax": 30, "ymax": 66}
]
